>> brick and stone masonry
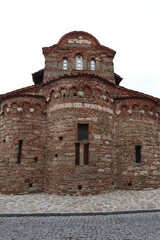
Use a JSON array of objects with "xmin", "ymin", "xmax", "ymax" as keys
[{"xmin": 0, "ymin": 31, "xmax": 160, "ymax": 195}]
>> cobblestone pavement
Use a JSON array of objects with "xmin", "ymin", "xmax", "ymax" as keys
[
  {"xmin": 1, "ymin": 189, "xmax": 160, "ymax": 214},
  {"xmin": 0, "ymin": 212, "xmax": 160, "ymax": 239}
]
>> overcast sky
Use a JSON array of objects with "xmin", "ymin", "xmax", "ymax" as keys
[{"xmin": 0, "ymin": 0, "xmax": 160, "ymax": 98}]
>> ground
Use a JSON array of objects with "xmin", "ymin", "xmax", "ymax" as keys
[{"xmin": 1, "ymin": 212, "xmax": 160, "ymax": 240}]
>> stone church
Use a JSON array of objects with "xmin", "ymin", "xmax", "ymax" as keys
[{"xmin": 0, "ymin": 31, "xmax": 160, "ymax": 195}]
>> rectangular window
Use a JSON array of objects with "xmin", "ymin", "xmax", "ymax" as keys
[
  {"xmin": 78, "ymin": 124, "xmax": 88, "ymax": 141},
  {"xmin": 17, "ymin": 140, "xmax": 23, "ymax": 163},
  {"xmin": 75, "ymin": 142, "xmax": 80, "ymax": 165},
  {"xmin": 135, "ymin": 145, "xmax": 141, "ymax": 163}
]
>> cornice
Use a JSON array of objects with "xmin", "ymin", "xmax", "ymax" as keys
[
  {"xmin": 1, "ymin": 93, "xmax": 46, "ymax": 102},
  {"xmin": 114, "ymin": 86, "xmax": 160, "ymax": 105},
  {"xmin": 0, "ymin": 84, "xmax": 43, "ymax": 102},
  {"xmin": 43, "ymin": 72, "xmax": 116, "ymax": 89}
]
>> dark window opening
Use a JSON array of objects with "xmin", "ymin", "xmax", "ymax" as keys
[
  {"xmin": 34, "ymin": 157, "xmax": 38, "ymax": 162},
  {"xmin": 78, "ymin": 124, "xmax": 88, "ymax": 141},
  {"xmin": 75, "ymin": 143, "xmax": 80, "ymax": 165},
  {"xmin": 135, "ymin": 145, "xmax": 141, "ymax": 163},
  {"xmin": 84, "ymin": 143, "xmax": 89, "ymax": 165},
  {"xmin": 55, "ymin": 154, "xmax": 58, "ymax": 157},
  {"xmin": 78, "ymin": 185, "xmax": 82, "ymax": 190},
  {"xmin": 29, "ymin": 183, "xmax": 32, "ymax": 188},
  {"xmin": 59, "ymin": 136, "xmax": 63, "ymax": 141},
  {"xmin": 128, "ymin": 181, "xmax": 132, "ymax": 187},
  {"xmin": 17, "ymin": 140, "xmax": 23, "ymax": 163}
]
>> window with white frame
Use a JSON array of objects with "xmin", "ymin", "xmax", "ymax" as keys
[
  {"xmin": 91, "ymin": 59, "xmax": 95, "ymax": 70},
  {"xmin": 76, "ymin": 55, "xmax": 83, "ymax": 70},
  {"xmin": 63, "ymin": 58, "xmax": 68, "ymax": 70}
]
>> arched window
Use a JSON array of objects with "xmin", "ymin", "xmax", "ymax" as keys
[
  {"xmin": 91, "ymin": 59, "xmax": 95, "ymax": 70},
  {"xmin": 76, "ymin": 55, "xmax": 83, "ymax": 70},
  {"xmin": 63, "ymin": 58, "xmax": 68, "ymax": 70}
]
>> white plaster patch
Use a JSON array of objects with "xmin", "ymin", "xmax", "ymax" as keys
[
  {"xmin": 68, "ymin": 38, "xmax": 91, "ymax": 45},
  {"xmin": 17, "ymin": 108, "xmax": 23, "ymax": 112},
  {"xmin": 94, "ymin": 134, "xmax": 101, "ymax": 140},
  {"xmin": 102, "ymin": 95, "xmax": 106, "ymax": 100},
  {"xmin": 140, "ymin": 110, "xmax": 145, "ymax": 115},
  {"xmin": 116, "ymin": 110, "xmax": 121, "ymax": 115},
  {"xmin": 98, "ymin": 169, "xmax": 105, "ymax": 173},
  {"xmin": 30, "ymin": 108, "xmax": 34, "ymax": 113},
  {"xmin": 128, "ymin": 110, "xmax": 132, "ymax": 115},
  {"xmin": 78, "ymin": 91, "xmax": 84, "ymax": 97}
]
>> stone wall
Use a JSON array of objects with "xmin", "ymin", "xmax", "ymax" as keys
[
  {"xmin": 0, "ymin": 31, "xmax": 160, "ymax": 195},
  {"xmin": 0, "ymin": 96, "xmax": 46, "ymax": 193},
  {"xmin": 114, "ymin": 99, "xmax": 160, "ymax": 189},
  {"xmin": 43, "ymin": 77, "xmax": 117, "ymax": 195},
  {"xmin": 43, "ymin": 31, "xmax": 115, "ymax": 84}
]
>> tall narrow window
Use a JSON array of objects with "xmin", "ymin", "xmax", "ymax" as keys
[
  {"xmin": 75, "ymin": 143, "xmax": 80, "ymax": 166},
  {"xmin": 76, "ymin": 55, "xmax": 83, "ymax": 70},
  {"xmin": 63, "ymin": 58, "xmax": 68, "ymax": 70},
  {"xmin": 75, "ymin": 124, "xmax": 89, "ymax": 166},
  {"xmin": 135, "ymin": 145, "xmax": 141, "ymax": 163},
  {"xmin": 17, "ymin": 140, "xmax": 23, "ymax": 163},
  {"xmin": 91, "ymin": 59, "xmax": 95, "ymax": 70},
  {"xmin": 84, "ymin": 143, "xmax": 89, "ymax": 165}
]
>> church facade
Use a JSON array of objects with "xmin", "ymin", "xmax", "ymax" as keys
[{"xmin": 0, "ymin": 31, "xmax": 160, "ymax": 195}]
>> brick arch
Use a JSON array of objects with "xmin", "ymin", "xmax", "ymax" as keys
[
  {"xmin": 105, "ymin": 90, "xmax": 111, "ymax": 98},
  {"xmin": 70, "ymin": 86, "xmax": 78, "ymax": 97},
  {"xmin": 49, "ymin": 89, "xmax": 56, "ymax": 101},
  {"xmin": 132, "ymin": 104, "xmax": 139, "ymax": 112},
  {"xmin": 140, "ymin": 104, "xmax": 151, "ymax": 116},
  {"xmin": 95, "ymin": 88, "xmax": 102, "ymax": 100},
  {"xmin": 11, "ymin": 102, "xmax": 17, "ymax": 109},
  {"xmin": 48, "ymin": 88, "xmax": 56, "ymax": 99},
  {"xmin": 106, "ymin": 92, "xmax": 111, "ymax": 103},
  {"xmin": 10, "ymin": 101, "xmax": 19, "ymax": 114},
  {"xmin": 150, "ymin": 107, "xmax": 156, "ymax": 113},
  {"xmin": 140, "ymin": 104, "xmax": 150, "ymax": 111},
  {"xmin": 83, "ymin": 85, "xmax": 92, "ymax": 98},
  {"xmin": 2, "ymin": 104, "xmax": 8, "ymax": 114},
  {"xmin": 22, "ymin": 102, "xmax": 31, "ymax": 113},
  {"xmin": 59, "ymin": 87, "xmax": 67, "ymax": 98},
  {"xmin": 120, "ymin": 104, "xmax": 129, "ymax": 113},
  {"xmin": 34, "ymin": 103, "xmax": 41, "ymax": 115}
]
